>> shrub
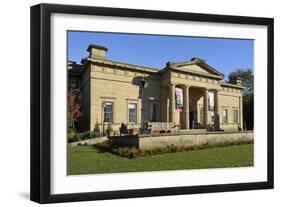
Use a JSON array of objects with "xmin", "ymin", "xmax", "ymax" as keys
[
  {"xmin": 89, "ymin": 131, "xmax": 97, "ymax": 138},
  {"xmin": 94, "ymin": 139, "xmax": 254, "ymax": 159},
  {"xmin": 68, "ymin": 130, "xmax": 100, "ymax": 143},
  {"xmin": 93, "ymin": 121, "xmax": 100, "ymax": 133},
  {"xmin": 67, "ymin": 129, "xmax": 77, "ymax": 143},
  {"xmin": 77, "ymin": 142, "xmax": 88, "ymax": 146},
  {"xmin": 106, "ymin": 123, "xmax": 114, "ymax": 135},
  {"xmin": 77, "ymin": 131, "xmax": 92, "ymax": 140}
]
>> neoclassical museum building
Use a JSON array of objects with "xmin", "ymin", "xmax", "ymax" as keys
[{"xmin": 68, "ymin": 44, "xmax": 244, "ymax": 133}]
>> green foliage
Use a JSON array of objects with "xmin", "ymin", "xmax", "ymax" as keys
[
  {"xmin": 89, "ymin": 131, "xmax": 97, "ymax": 138},
  {"xmin": 67, "ymin": 130, "xmax": 97, "ymax": 143},
  {"xmin": 76, "ymin": 131, "xmax": 90, "ymax": 140},
  {"xmin": 77, "ymin": 142, "xmax": 88, "ymax": 146},
  {"xmin": 92, "ymin": 121, "xmax": 101, "ymax": 137},
  {"xmin": 94, "ymin": 139, "xmax": 253, "ymax": 159},
  {"xmin": 93, "ymin": 121, "xmax": 100, "ymax": 133},
  {"xmin": 227, "ymin": 68, "xmax": 254, "ymax": 130},
  {"xmin": 228, "ymin": 68, "xmax": 254, "ymax": 95},
  {"xmin": 106, "ymin": 123, "xmax": 113, "ymax": 134},
  {"xmin": 67, "ymin": 129, "xmax": 78, "ymax": 143}
]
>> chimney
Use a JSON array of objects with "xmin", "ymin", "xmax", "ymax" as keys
[
  {"xmin": 232, "ymin": 77, "xmax": 243, "ymax": 86},
  {"xmin": 87, "ymin": 44, "xmax": 108, "ymax": 59}
]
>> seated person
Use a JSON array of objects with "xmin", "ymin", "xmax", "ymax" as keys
[{"xmin": 119, "ymin": 123, "xmax": 128, "ymax": 135}]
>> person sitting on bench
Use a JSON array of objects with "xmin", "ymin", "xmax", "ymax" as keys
[{"xmin": 119, "ymin": 123, "xmax": 128, "ymax": 135}]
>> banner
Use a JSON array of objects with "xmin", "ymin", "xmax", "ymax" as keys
[
  {"xmin": 208, "ymin": 92, "xmax": 214, "ymax": 111},
  {"xmin": 175, "ymin": 87, "xmax": 183, "ymax": 112}
]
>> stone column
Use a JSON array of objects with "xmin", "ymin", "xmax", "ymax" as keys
[
  {"xmin": 183, "ymin": 85, "xmax": 190, "ymax": 129},
  {"xmin": 214, "ymin": 90, "xmax": 220, "ymax": 130},
  {"xmin": 169, "ymin": 84, "xmax": 176, "ymax": 123},
  {"xmin": 239, "ymin": 96, "xmax": 243, "ymax": 130},
  {"xmin": 166, "ymin": 99, "xmax": 170, "ymax": 132},
  {"xmin": 203, "ymin": 88, "xmax": 209, "ymax": 128}
]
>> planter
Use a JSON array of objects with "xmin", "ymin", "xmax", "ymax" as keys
[{"xmin": 129, "ymin": 128, "xmax": 139, "ymax": 136}]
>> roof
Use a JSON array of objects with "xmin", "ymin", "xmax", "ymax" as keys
[
  {"xmin": 168, "ymin": 58, "xmax": 225, "ymax": 79},
  {"xmin": 221, "ymin": 82, "xmax": 244, "ymax": 89},
  {"xmin": 85, "ymin": 57, "xmax": 159, "ymax": 74},
  {"xmin": 68, "ymin": 61, "xmax": 82, "ymax": 76}
]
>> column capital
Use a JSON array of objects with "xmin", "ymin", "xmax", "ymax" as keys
[{"xmin": 203, "ymin": 87, "xmax": 209, "ymax": 92}]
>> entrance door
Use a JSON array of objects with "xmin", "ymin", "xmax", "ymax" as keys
[
  {"xmin": 189, "ymin": 111, "xmax": 199, "ymax": 129},
  {"xmin": 189, "ymin": 111, "xmax": 194, "ymax": 129}
]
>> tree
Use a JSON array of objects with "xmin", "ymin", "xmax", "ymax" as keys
[
  {"xmin": 67, "ymin": 84, "xmax": 83, "ymax": 131},
  {"xmin": 227, "ymin": 68, "xmax": 254, "ymax": 130},
  {"xmin": 228, "ymin": 68, "xmax": 253, "ymax": 95}
]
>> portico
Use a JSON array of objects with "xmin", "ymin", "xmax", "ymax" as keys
[{"xmin": 168, "ymin": 83, "xmax": 221, "ymax": 130}]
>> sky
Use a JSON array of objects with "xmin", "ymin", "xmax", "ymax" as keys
[{"xmin": 68, "ymin": 31, "xmax": 254, "ymax": 79}]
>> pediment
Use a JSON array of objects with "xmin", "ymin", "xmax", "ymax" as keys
[{"xmin": 170, "ymin": 60, "xmax": 224, "ymax": 79}]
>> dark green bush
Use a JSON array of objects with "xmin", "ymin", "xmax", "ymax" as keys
[
  {"xmin": 76, "ymin": 131, "xmax": 91, "ymax": 140},
  {"xmin": 67, "ymin": 130, "xmax": 77, "ymax": 143},
  {"xmin": 106, "ymin": 123, "xmax": 114, "ymax": 135},
  {"xmin": 90, "ymin": 131, "xmax": 98, "ymax": 138},
  {"xmin": 93, "ymin": 121, "xmax": 100, "ymax": 133}
]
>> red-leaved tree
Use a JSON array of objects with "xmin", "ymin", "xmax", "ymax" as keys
[{"xmin": 67, "ymin": 84, "xmax": 83, "ymax": 131}]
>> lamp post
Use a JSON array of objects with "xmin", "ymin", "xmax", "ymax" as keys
[{"xmin": 139, "ymin": 76, "xmax": 148, "ymax": 132}]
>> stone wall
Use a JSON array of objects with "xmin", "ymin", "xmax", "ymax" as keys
[
  {"xmin": 110, "ymin": 131, "xmax": 253, "ymax": 150},
  {"xmin": 68, "ymin": 137, "xmax": 108, "ymax": 147}
]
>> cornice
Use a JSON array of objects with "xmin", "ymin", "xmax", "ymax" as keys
[
  {"xmin": 86, "ymin": 57, "xmax": 159, "ymax": 74},
  {"xmin": 169, "ymin": 66, "xmax": 223, "ymax": 80},
  {"xmin": 220, "ymin": 82, "xmax": 244, "ymax": 89}
]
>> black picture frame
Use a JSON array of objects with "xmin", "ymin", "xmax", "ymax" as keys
[{"xmin": 30, "ymin": 3, "xmax": 274, "ymax": 204}]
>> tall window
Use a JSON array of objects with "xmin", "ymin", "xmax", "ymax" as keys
[
  {"xmin": 233, "ymin": 109, "xmax": 238, "ymax": 124},
  {"xmin": 103, "ymin": 102, "xmax": 113, "ymax": 123},
  {"xmin": 149, "ymin": 104, "xmax": 157, "ymax": 122},
  {"xmin": 223, "ymin": 109, "xmax": 228, "ymax": 124},
  {"xmin": 128, "ymin": 103, "xmax": 137, "ymax": 123}
]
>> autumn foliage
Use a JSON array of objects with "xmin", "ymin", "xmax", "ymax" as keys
[{"xmin": 67, "ymin": 84, "xmax": 83, "ymax": 130}]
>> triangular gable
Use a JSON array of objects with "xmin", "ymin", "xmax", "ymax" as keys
[{"xmin": 171, "ymin": 60, "xmax": 224, "ymax": 79}]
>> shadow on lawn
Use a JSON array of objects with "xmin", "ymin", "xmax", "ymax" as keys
[{"xmin": 89, "ymin": 145, "xmax": 110, "ymax": 154}]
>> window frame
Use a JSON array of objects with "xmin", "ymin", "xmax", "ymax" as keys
[
  {"xmin": 103, "ymin": 101, "xmax": 113, "ymax": 123},
  {"xmin": 149, "ymin": 104, "xmax": 157, "ymax": 122},
  {"xmin": 233, "ymin": 109, "xmax": 238, "ymax": 124},
  {"xmin": 222, "ymin": 109, "xmax": 228, "ymax": 124},
  {"xmin": 128, "ymin": 103, "xmax": 137, "ymax": 124}
]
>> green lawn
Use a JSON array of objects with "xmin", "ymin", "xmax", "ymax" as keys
[{"xmin": 67, "ymin": 144, "xmax": 253, "ymax": 175}]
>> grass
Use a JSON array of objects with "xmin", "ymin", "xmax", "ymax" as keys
[{"xmin": 67, "ymin": 143, "xmax": 253, "ymax": 175}]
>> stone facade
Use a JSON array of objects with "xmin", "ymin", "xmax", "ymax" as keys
[{"xmin": 68, "ymin": 44, "xmax": 244, "ymax": 133}]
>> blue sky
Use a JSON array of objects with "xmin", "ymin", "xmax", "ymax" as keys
[{"xmin": 68, "ymin": 31, "xmax": 253, "ymax": 79}]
